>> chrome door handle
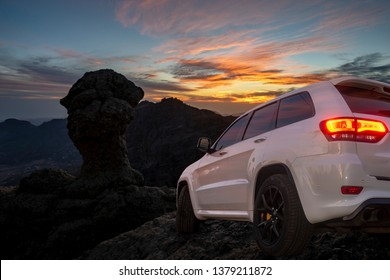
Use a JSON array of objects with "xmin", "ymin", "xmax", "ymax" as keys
[{"xmin": 254, "ymin": 138, "xmax": 266, "ymax": 143}]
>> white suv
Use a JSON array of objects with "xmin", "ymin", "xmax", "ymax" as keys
[{"xmin": 176, "ymin": 77, "xmax": 390, "ymax": 256}]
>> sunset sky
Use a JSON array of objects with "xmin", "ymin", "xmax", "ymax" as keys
[{"xmin": 0, "ymin": 0, "xmax": 389, "ymax": 121}]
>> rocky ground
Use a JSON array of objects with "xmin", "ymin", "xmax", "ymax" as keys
[
  {"xmin": 82, "ymin": 212, "xmax": 390, "ymax": 260},
  {"xmin": 2, "ymin": 181, "xmax": 389, "ymax": 260},
  {"xmin": 0, "ymin": 172, "xmax": 176, "ymax": 260}
]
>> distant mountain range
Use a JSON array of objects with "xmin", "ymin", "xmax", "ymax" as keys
[{"xmin": 0, "ymin": 98, "xmax": 236, "ymax": 187}]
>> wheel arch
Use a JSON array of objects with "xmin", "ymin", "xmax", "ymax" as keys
[{"xmin": 254, "ymin": 163, "xmax": 295, "ymax": 207}]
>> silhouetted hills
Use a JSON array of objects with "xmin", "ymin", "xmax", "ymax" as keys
[
  {"xmin": 0, "ymin": 119, "xmax": 36, "ymax": 158},
  {"xmin": 0, "ymin": 118, "xmax": 78, "ymax": 165},
  {"xmin": 0, "ymin": 98, "xmax": 235, "ymax": 186},
  {"xmin": 0, "ymin": 118, "xmax": 80, "ymax": 185}
]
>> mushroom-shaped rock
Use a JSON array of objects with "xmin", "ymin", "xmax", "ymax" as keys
[{"xmin": 60, "ymin": 69, "xmax": 144, "ymax": 187}]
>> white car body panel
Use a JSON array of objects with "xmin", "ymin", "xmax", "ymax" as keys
[{"xmin": 191, "ymin": 130, "xmax": 272, "ymax": 220}]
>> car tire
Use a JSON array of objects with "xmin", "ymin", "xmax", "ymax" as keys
[
  {"xmin": 176, "ymin": 185, "xmax": 199, "ymax": 233},
  {"xmin": 253, "ymin": 174, "xmax": 313, "ymax": 256}
]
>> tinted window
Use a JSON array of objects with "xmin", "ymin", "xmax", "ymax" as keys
[
  {"xmin": 214, "ymin": 114, "xmax": 250, "ymax": 150},
  {"xmin": 276, "ymin": 92, "xmax": 315, "ymax": 128},
  {"xmin": 336, "ymin": 85, "xmax": 390, "ymax": 117},
  {"xmin": 243, "ymin": 102, "xmax": 278, "ymax": 140}
]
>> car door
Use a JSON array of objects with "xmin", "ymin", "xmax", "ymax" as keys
[{"xmin": 193, "ymin": 102, "xmax": 278, "ymax": 212}]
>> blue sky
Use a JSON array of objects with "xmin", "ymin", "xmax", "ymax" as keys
[{"xmin": 0, "ymin": 0, "xmax": 389, "ymax": 120}]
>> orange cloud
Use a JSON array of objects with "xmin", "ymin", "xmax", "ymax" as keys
[
  {"xmin": 155, "ymin": 30, "xmax": 258, "ymax": 57},
  {"xmin": 115, "ymin": 0, "xmax": 208, "ymax": 34},
  {"xmin": 168, "ymin": 34, "xmax": 337, "ymax": 89},
  {"xmin": 144, "ymin": 87, "xmax": 291, "ymax": 109},
  {"xmin": 115, "ymin": 0, "xmax": 291, "ymax": 36},
  {"xmin": 116, "ymin": 0, "xmax": 387, "ymax": 37}
]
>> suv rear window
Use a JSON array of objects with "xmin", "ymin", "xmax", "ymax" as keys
[{"xmin": 336, "ymin": 85, "xmax": 390, "ymax": 117}]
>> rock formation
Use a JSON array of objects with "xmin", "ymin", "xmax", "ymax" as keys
[{"xmin": 60, "ymin": 69, "xmax": 144, "ymax": 187}]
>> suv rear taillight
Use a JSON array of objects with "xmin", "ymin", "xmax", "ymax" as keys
[{"xmin": 320, "ymin": 117, "xmax": 388, "ymax": 143}]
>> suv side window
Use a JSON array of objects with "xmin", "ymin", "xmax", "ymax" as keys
[
  {"xmin": 213, "ymin": 114, "xmax": 251, "ymax": 151},
  {"xmin": 276, "ymin": 92, "xmax": 315, "ymax": 128},
  {"xmin": 243, "ymin": 102, "xmax": 278, "ymax": 140}
]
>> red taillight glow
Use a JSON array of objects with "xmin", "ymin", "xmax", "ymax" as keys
[
  {"xmin": 356, "ymin": 119, "xmax": 387, "ymax": 133},
  {"xmin": 320, "ymin": 117, "xmax": 388, "ymax": 143},
  {"xmin": 341, "ymin": 186, "xmax": 363, "ymax": 195}
]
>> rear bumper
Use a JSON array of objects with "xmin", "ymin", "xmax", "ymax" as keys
[
  {"xmin": 320, "ymin": 198, "xmax": 390, "ymax": 232},
  {"xmin": 292, "ymin": 151, "xmax": 390, "ymax": 224}
]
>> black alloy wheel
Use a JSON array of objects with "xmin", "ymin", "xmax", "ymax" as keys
[
  {"xmin": 257, "ymin": 185, "xmax": 285, "ymax": 246},
  {"xmin": 254, "ymin": 174, "xmax": 313, "ymax": 256}
]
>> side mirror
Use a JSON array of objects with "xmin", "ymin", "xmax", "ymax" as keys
[{"xmin": 197, "ymin": 137, "xmax": 213, "ymax": 153}]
